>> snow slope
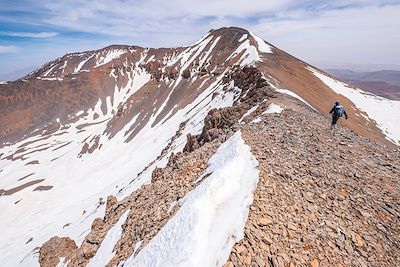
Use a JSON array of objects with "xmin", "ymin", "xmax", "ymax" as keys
[
  {"xmin": 0, "ymin": 35, "xmax": 244, "ymax": 266},
  {"xmin": 308, "ymin": 67, "xmax": 400, "ymax": 145},
  {"xmin": 123, "ymin": 131, "xmax": 259, "ymax": 267},
  {"xmin": 275, "ymin": 88, "xmax": 317, "ymax": 111}
]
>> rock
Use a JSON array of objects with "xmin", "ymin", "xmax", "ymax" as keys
[
  {"xmin": 235, "ymin": 245, "xmax": 246, "ymax": 254},
  {"xmin": 223, "ymin": 261, "xmax": 234, "ymax": 267},
  {"xmin": 355, "ymin": 234, "xmax": 365, "ymax": 247},
  {"xmin": 287, "ymin": 222, "xmax": 297, "ymax": 231},
  {"xmin": 357, "ymin": 257, "xmax": 368, "ymax": 267},
  {"xmin": 254, "ymin": 256, "xmax": 264, "ymax": 266},
  {"xmin": 259, "ymin": 217, "xmax": 273, "ymax": 225},
  {"xmin": 244, "ymin": 255, "xmax": 252, "ymax": 265},
  {"xmin": 310, "ymin": 258, "xmax": 319, "ymax": 267},
  {"xmin": 39, "ymin": 236, "xmax": 78, "ymax": 267}
]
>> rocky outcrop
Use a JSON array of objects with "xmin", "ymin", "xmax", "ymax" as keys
[
  {"xmin": 39, "ymin": 237, "xmax": 78, "ymax": 267},
  {"xmin": 184, "ymin": 66, "xmax": 275, "ymax": 152}
]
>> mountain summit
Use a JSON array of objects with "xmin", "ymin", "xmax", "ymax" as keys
[{"xmin": 0, "ymin": 27, "xmax": 399, "ymax": 267}]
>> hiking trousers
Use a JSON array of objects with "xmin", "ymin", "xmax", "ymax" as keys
[{"xmin": 331, "ymin": 115, "xmax": 339, "ymax": 127}]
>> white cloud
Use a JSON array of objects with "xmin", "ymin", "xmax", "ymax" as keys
[
  {"xmin": 1, "ymin": 0, "xmax": 399, "ymax": 69},
  {"xmin": 0, "ymin": 45, "xmax": 18, "ymax": 54},
  {"xmin": 251, "ymin": 3, "xmax": 400, "ymax": 66},
  {"xmin": 0, "ymin": 31, "xmax": 58, "ymax": 38}
]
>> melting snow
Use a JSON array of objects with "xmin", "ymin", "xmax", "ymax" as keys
[
  {"xmin": 96, "ymin": 49, "xmax": 127, "ymax": 67},
  {"xmin": 75, "ymin": 55, "xmax": 94, "ymax": 73},
  {"xmin": 238, "ymin": 34, "xmax": 248, "ymax": 42},
  {"xmin": 249, "ymin": 31, "xmax": 273, "ymax": 54},
  {"xmin": 60, "ymin": 60, "xmax": 68, "ymax": 74},
  {"xmin": 263, "ymin": 103, "xmax": 283, "ymax": 114},
  {"xmin": 88, "ymin": 210, "xmax": 130, "ymax": 267},
  {"xmin": 36, "ymin": 77, "xmax": 64, "ymax": 81},
  {"xmin": 307, "ymin": 66, "xmax": 400, "ymax": 145},
  {"xmin": 275, "ymin": 88, "xmax": 317, "ymax": 111},
  {"xmin": 124, "ymin": 131, "xmax": 259, "ymax": 267},
  {"xmin": 250, "ymin": 117, "xmax": 262, "ymax": 124},
  {"xmin": 239, "ymin": 103, "xmax": 260, "ymax": 123},
  {"xmin": 42, "ymin": 63, "xmax": 58, "ymax": 77},
  {"xmin": 225, "ymin": 40, "xmax": 259, "ymax": 67}
]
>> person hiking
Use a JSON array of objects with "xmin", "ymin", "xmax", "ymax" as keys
[{"xmin": 329, "ymin": 101, "xmax": 348, "ymax": 129}]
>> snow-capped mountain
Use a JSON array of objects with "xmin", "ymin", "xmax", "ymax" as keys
[{"xmin": 0, "ymin": 27, "xmax": 399, "ymax": 267}]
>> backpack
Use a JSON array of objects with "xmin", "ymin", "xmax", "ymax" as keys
[{"xmin": 333, "ymin": 105, "xmax": 344, "ymax": 117}]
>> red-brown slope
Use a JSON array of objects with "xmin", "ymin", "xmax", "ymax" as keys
[{"xmin": 257, "ymin": 46, "xmax": 392, "ymax": 146}]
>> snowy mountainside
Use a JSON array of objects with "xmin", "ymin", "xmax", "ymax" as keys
[
  {"xmin": 0, "ymin": 26, "xmax": 399, "ymax": 267},
  {"xmin": 0, "ymin": 27, "xmax": 270, "ymax": 267}
]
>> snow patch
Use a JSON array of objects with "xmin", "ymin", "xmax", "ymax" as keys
[
  {"xmin": 239, "ymin": 103, "xmax": 260, "ymax": 123},
  {"xmin": 275, "ymin": 88, "xmax": 317, "ymax": 111},
  {"xmin": 263, "ymin": 103, "xmax": 283, "ymax": 114},
  {"xmin": 238, "ymin": 34, "xmax": 248, "ymax": 42},
  {"xmin": 249, "ymin": 31, "xmax": 272, "ymax": 53},
  {"xmin": 36, "ymin": 77, "xmax": 64, "ymax": 81},
  {"xmin": 96, "ymin": 49, "xmax": 127, "ymax": 67},
  {"xmin": 42, "ymin": 63, "xmax": 58, "ymax": 77},
  {"xmin": 251, "ymin": 117, "xmax": 262, "ymax": 124},
  {"xmin": 124, "ymin": 131, "xmax": 259, "ymax": 267},
  {"xmin": 75, "ymin": 55, "xmax": 94, "ymax": 73}
]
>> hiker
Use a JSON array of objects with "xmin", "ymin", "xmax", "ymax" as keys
[{"xmin": 329, "ymin": 101, "xmax": 348, "ymax": 129}]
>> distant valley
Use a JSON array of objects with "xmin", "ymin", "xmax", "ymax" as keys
[{"xmin": 327, "ymin": 69, "xmax": 400, "ymax": 100}]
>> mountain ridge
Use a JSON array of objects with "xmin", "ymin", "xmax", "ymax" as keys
[{"xmin": 0, "ymin": 26, "xmax": 399, "ymax": 267}]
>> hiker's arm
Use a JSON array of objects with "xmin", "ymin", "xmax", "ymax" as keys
[
  {"xmin": 329, "ymin": 107, "xmax": 334, "ymax": 114},
  {"xmin": 344, "ymin": 109, "xmax": 348, "ymax": 119}
]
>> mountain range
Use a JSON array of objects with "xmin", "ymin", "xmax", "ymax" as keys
[{"xmin": 326, "ymin": 69, "xmax": 400, "ymax": 100}]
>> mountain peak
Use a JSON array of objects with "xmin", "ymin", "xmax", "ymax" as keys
[{"xmin": 209, "ymin": 26, "xmax": 250, "ymax": 36}]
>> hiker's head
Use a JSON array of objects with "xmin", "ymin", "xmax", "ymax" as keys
[{"xmin": 335, "ymin": 101, "xmax": 340, "ymax": 106}]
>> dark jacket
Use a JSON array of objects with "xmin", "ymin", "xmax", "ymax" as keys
[{"xmin": 330, "ymin": 105, "xmax": 348, "ymax": 119}]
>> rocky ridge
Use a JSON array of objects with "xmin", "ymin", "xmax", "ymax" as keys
[
  {"xmin": 226, "ymin": 101, "xmax": 400, "ymax": 267},
  {"xmin": 39, "ymin": 67, "xmax": 400, "ymax": 266}
]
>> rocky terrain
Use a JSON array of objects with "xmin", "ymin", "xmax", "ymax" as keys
[{"xmin": 226, "ymin": 101, "xmax": 400, "ymax": 267}]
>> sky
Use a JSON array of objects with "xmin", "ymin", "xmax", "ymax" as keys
[{"xmin": 0, "ymin": 0, "xmax": 400, "ymax": 78}]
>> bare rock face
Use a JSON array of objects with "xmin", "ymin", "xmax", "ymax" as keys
[{"xmin": 39, "ymin": 237, "xmax": 78, "ymax": 267}]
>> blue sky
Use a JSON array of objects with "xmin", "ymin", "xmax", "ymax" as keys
[{"xmin": 1, "ymin": 0, "xmax": 400, "ymax": 77}]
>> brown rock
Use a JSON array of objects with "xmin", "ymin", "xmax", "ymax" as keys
[
  {"xmin": 259, "ymin": 217, "xmax": 273, "ymax": 225},
  {"xmin": 235, "ymin": 244, "xmax": 246, "ymax": 254},
  {"xmin": 355, "ymin": 234, "xmax": 365, "ymax": 247},
  {"xmin": 310, "ymin": 258, "xmax": 319, "ymax": 267},
  {"xmin": 243, "ymin": 255, "xmax": 252, "ymax": 265},
  {"xmin": 39, "ymin": 236, "xmax": 78, "ymax": 267},
  {"xmin": 287, "ymin": 222, "xmax": 297, "ymax": 231}
]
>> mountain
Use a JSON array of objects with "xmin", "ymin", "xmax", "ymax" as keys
[
  {"xmin": 0, "ymin": 27, "xmax": 399, "ymax": 267},
  {"xmin": 327, "ymin": 69, "xmax": 400, "ymax": 100}
]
